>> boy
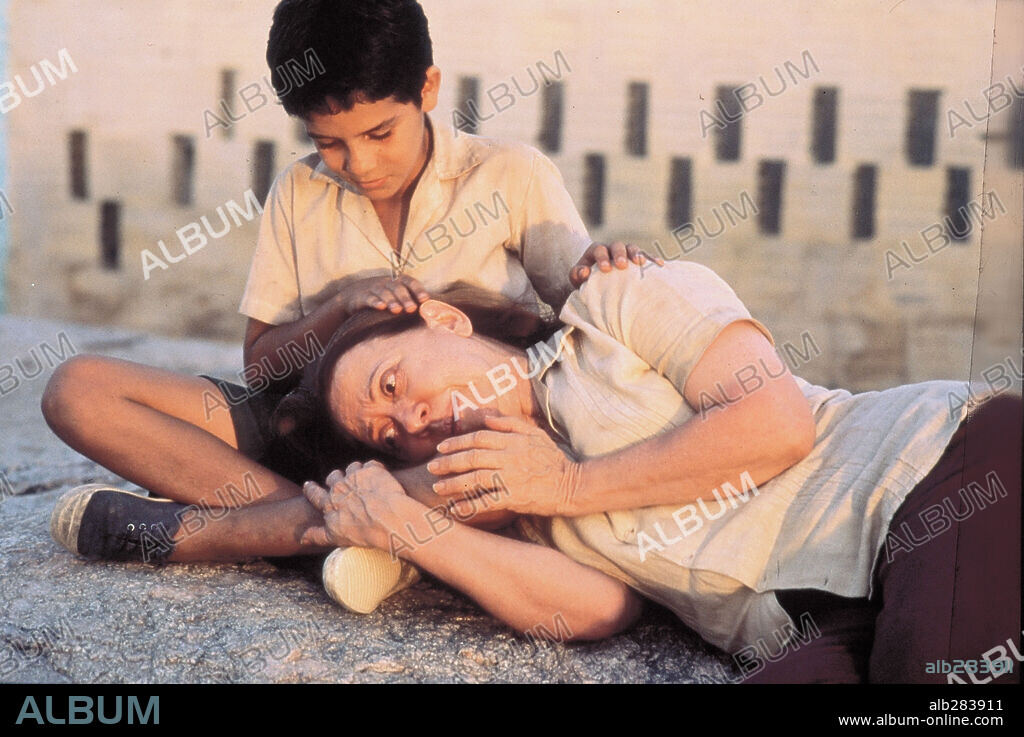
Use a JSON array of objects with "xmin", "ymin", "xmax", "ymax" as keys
[
  {"xmin": 242, "ymin": 0, "xmax": 642, "ymax": 388},
  {"xmin": 43, "ymin": 0, "xmax": 645, "ymax": 606}
]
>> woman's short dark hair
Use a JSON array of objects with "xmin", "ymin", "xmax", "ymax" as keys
[
  {"xmin": 267, "ymin": 0, "xmax": 434, "ymax": 117},
  {"xmin": 270, "ymin": 283, "xmax": 562, "ymax": 478}
]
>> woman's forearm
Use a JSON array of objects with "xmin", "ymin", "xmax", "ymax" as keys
[
  {"xmin": 397, "ymin": 504, "xmax": 640, "ymax": 639},
  {"xmin": 569, "ymin": 369, "xmax": 815, "ymax": 516},
  {"xmin": 392, "ymin": 463, "xmax": 517, "ymax": 530}
]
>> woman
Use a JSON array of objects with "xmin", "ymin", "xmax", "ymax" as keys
[
  {"xmin": 294, "ymin": 262, "xmax": 1020, "ymax": 684},
  {"xmin": 48, "ymin": 261, "xmax": 1019, "ymax": 683}
]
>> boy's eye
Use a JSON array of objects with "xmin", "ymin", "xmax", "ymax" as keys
[
  {"xmin": 368, "ymin": 131, "xmax": 392, "ymax": 141},
  {"xmin": 382, "ymin": 425, "xmax": 398, "ymax": 450}
]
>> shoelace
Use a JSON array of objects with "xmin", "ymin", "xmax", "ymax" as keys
[
  {"xmin": 108, "ymin": 522, "xmax": 172, "ymax": 560},
  {"xmin": 105, "ymin": 522, "xmax": 144, "ymax": 557}
]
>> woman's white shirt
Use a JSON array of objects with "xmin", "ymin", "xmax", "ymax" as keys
[{"xmin": 520, "ymin": 262, "xmax": 975, "ymax": 653}]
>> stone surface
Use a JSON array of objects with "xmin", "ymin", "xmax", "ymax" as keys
[{"xmin": 0, "ymin": 315, "xmax": 737, "ymax": 683}]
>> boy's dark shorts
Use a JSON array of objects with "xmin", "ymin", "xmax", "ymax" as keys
[{"xmin": 199, "ymin": 374, "xmax": 316, "ymax": 485}]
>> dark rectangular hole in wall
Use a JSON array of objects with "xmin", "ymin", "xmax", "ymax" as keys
[
  {"xmin": 538, "ymin": 81, "xmax": 563, "ymax": 154},
  {"xmin": 172, "ymin": 135, "xmax": 195, "ymax": 206},
  {"xmin": 757, "ymin": 160, "xmax": 786, "ymax": 235},
  {"xmin": 626, "ymin": 82, "xmax": 649, "ymax": 157},
  {"xmin": 715, "ymin": 85, "xmax": 742, "ymax": 162},
  {"xmin": 100, "ymin": 200, "xmax": 120, "ymax": 270},
  {"xmin": 456, "ymin": 76, "xmax": 480, "ymax": 135},
  {"xmin": 583, "ymin": 154, "xmax": 606, "ymax": 228},
  {"xmin": 220, "ymin": 69, "xmax": 236, "ymax": 139},
  {"xmin": 945, "ymin": 167, "xmax": 971, "ymax": 242},
  {"xmin": 667, "ymin": 157, "xmax": 692, "ymax": 228},
  {"xmin": 811, "ymin": 87, "xmax": 838, "ymax": 164},
  {"xmin": 1010, "ymin": 91, "xmax": 1023, "ymax": 170},
  {"xmin": 253, "ymin": 140, "xmax": 276, "ymax": 203},
  {"xmin": 69, "ymin": 130, "xmax": 88, "ymax": 200},
  {"xmin": 852, "ymin": 164, "xmax": 877, "ymax": 240},
  {"xmin": 907, "ymin": 90, "xmax": 940, "ymax": 166}
]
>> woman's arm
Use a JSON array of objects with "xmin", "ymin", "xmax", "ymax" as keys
[
  {"xmin": 391, "ymin": 462, "xmax": 517, "ymax": 530},
  {"xmin": 404, "ymin": 508, "xmax": 642, "ymax": 639},
  {"xmin": 303, "ymin": 462, "xmax": 642, "ymax": 639},
  {"xmin": 566, "ymin": 320, "xmax": 815, "ymax": 515}
]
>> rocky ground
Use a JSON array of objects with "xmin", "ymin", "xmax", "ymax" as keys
[{"xmin": 0, "ymin": 314, "xmax": 738, "ymax": 683}]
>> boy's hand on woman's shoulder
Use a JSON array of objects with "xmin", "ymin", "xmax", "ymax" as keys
[
  {"xmin": 339, "ymin": 274, "xmax": 430, "ymax": 315},
  {"xmin": 569, "ymin": 241, "xmax": 663, "ymax": 287}
]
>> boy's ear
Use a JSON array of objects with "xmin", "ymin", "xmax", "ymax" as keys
[
  {"xmin": 419, "ymin": 299, "xmax": 472, "ymax": 337},
  {"xmin": 420, "ymin": 66, "xmax": 441, "ymax": 113}
]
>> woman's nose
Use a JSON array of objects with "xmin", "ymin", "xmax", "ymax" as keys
[{"xmin": 398, "ymin": 402, "xmax": 430, "ymax": 435}]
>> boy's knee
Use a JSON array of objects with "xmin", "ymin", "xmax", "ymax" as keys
[{"xmin": 41, "ymin": 354, "xmax": 111, "ymax": 434}]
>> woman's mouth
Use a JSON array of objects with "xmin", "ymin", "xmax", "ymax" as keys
[
  {"xmin": 441, "ymin": 413, "xmax": 460, "ymax": 438},
  {"xmin": 425, "ymin": 412, "xmax": 457, "ymax": 442}
]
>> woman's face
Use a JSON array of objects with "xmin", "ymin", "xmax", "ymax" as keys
[{"xmin": 326, "ymin": 301, "xmax": 528, "ymax": 463}]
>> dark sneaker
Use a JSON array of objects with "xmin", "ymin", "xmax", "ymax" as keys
[{"xmin": 50, "ymin": 484, "xmax": 185, "ymax": 563}]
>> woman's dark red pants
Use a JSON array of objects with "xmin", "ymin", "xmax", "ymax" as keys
[{"xmin": 745, "ymin": 394, "xmax": 1021, "ymax": 684}]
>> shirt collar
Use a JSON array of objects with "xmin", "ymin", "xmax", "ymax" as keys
[
  {"xmin": 429, "ymin": 112, "xmax": 483, "ymax": 179},
  {"xmin": 307, "ymin": 111, "xmax": 482, "ymax": 191},
  {"xmin": 530, "ymin": 325, "xmax": 577, "ymax": 447},
  {"xmin": 534, "ymin": 325, "xmax": 577, "ymax": 381}
]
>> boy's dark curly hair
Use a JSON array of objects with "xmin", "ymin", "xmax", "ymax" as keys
[{"xmin": 267, "ymin": 0, "xmax": 434, "ymax": 117}]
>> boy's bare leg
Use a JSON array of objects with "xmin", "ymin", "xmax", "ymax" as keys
[
  {"xmin": 42, "ymin": 354, "xmax": 302, "ymax": 508},
  {"xmin": 40, "ymin": 354, "xmax": 351, "ymax": 561},
  {"xmin": 40, "ymin": 354, "xmax": 485, "ymax": 562},
  {"xmin": 166, "ymin": 495, "xmax": 335, "ymax": 561}
]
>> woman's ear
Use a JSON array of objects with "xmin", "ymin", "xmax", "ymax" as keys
[{"xmin": 418, "ymin": 299, "xmax": 473, "ymax": 337}]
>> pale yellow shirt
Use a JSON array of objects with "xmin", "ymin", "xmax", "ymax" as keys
[
  {"xmin": 239, "ymin": 114, "xmax": 591, "ymax": 324},
  {"xmin": 520, "ymin": 263, "xmax": 973, "ymax": 653}
]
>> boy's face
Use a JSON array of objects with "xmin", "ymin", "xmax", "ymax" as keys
[{"xmin": 303, "ymin": 67, "xmax": 441, "ymax": 203}]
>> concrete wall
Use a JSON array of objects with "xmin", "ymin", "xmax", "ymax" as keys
[{"xmin": 4, "ymin": 0, "xmax": 1022, "ymax": 391}]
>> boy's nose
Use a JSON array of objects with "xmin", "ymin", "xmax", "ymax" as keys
[{"xmin": 345, "ymin": 146, "xmax": 377, "ymax": 181}]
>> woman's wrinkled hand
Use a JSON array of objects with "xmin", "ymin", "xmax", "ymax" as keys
[
  {"xmin": 427, "ymin": 415, "xmax": 583, "ymax": 517},
  {"xmin": 301, "ymin": 460, "xmax": 422, "ymax": 552}
]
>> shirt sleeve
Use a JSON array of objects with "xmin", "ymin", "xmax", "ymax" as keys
[
  {"xmin": 238, "ymin": 170, "xmax": 303, "ymax": 325},
  {"xmin": 565, "ymin": 262, "xmax": 775, "ymax": 397},
  {"xmin": 508, "ymin": 150, "xmax": 592, "ymax": 312}
]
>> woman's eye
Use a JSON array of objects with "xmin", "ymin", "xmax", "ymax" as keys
[
  {"xmin": 368, "ymin": 131, "xmax": 392, "ymax": 141},
  {"xmin": 382, "ymin": 425, "xmax": 398, "ymax": 450},
  {"xmin": 382, "ymin": 372, "xmax": 397, "ymax": 396}
]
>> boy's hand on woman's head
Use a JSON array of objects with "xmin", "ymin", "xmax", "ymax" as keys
[
  {"xmin": 569, "ymin": 241, "xmax": 663, "ymax": 287},
  {"xmin": 339, "ymin": 274, "xmax": 430, "ymax": 315}
]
